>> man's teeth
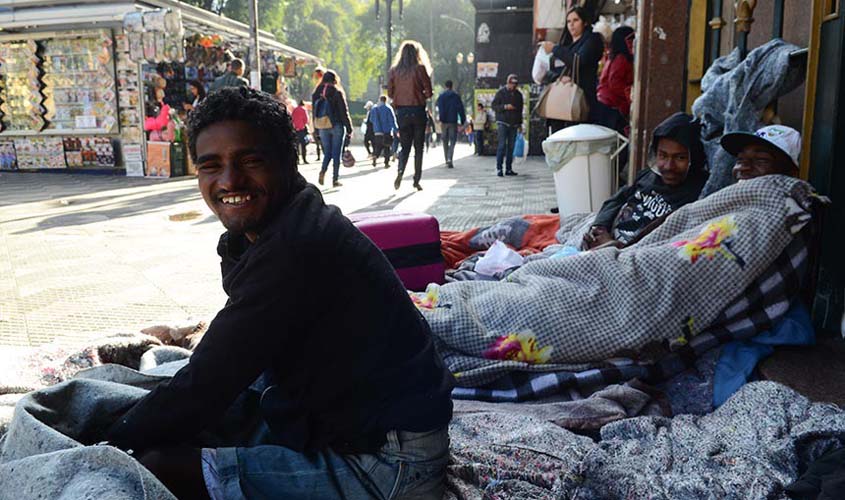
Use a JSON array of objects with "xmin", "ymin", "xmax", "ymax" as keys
[{"xmin": 221, "ymin": 195, "xmax": 252, "ymax": 204}]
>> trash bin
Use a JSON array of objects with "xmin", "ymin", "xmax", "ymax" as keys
[{"xmin": 542, "ymin": 124, "xmax": 627, "ymax": 218}]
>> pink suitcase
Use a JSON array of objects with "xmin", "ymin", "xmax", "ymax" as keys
[{"xmin": 349, "ymin": 211, "xmax": 446, "ymax": 291}]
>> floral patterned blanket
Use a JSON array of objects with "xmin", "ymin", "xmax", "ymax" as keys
[{"xmin": 414, "ymin": 176, "xmax": 818, "ymax": 387}]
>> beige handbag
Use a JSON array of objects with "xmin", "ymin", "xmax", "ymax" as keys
[{"xmin": 534, "ymin": 54, "xmax": 590, "ymax": 122}]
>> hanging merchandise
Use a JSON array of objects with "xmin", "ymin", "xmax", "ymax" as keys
[
  {"xmin": 283, "ymin": 57, "xmax": 297, "ymax": 77},
  {"xmin": 128, "ymin": 33, "xmax": 144, "ymax": 61},
  {"xmin": 123, "ymin": 12, "xmax": 144, "ymax": 33},
  {"xmin": 142, "ymin": 32, "xmax": 156, "ymax": 61},
  {"xmin": 143, "ymin": 10, "xmax": 167, "ymax": 32},
  {"xmin": 0, "ymin": 40, "xmax": 47, "ymax": 132},
  {"xmin": 155, "ymin": 32, "xmax": 167, "ymax": 62},
  {"xmin": 40, "ymin": 31, "xmax": 118, "ymax": 133}
]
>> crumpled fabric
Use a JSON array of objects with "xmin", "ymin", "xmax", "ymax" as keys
[{"xmin": 691, "ymin": 39, "xmax": 807, "ymax": 197}]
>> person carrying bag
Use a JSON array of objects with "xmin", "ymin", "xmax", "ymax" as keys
[{"xmin": 534, "ymin": 53, "xmax": 590, "ymax": 123}]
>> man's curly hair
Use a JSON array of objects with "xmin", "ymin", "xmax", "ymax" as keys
[{"xmin": 187, "ymin": 87, "xmax": 297, "ymax": 176}]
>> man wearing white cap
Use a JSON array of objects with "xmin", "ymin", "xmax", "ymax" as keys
[{"xmin": 720, "ymin": 125, "xmax": 802, "ymax": 181}]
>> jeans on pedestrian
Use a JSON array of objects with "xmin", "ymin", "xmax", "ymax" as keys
[
  {"xmin": 474, "ymin": 129, "xmax": 484, "ymax": 155},
  {"xmin": 319, "ymin": 125, "xmax": 344, "ymax": 183},
  {"xmin": 200, "ymin": 375, "xmax": 451, "ymax": 500},
  {"xmin": 396, "ymin": 107, "xmax": 427, "ymax": 185},
  {"xmin": 441, "ymin": 123, "xmax": 458, "ymax": 165},
  {"xmin": 372, "ymin": 133, "xmax": 391, "ymax": 167},
  {"xmin": 496, "ymin": 122, "xmax": 518, "ymax": 172},
  {"xmin": 295, "ymin": 129, "xmax": 308, "ymax": 162}
]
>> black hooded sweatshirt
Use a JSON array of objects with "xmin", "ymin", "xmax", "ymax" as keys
[
  {"xmin": 592, "ymin": 112, "xmax": 708, "ymax": 244},
  {"xmin": 107, "ymin": 174, "xmax": 454, "ymax": 455}
]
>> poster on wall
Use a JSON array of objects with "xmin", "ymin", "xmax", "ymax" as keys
[
  {"xmin": 146, "ymin": 141, "xmax": 171, "ymax": 177},
  {"xmin": 476, "ymin": 62, "xmax": 499, "ymax": 78}
]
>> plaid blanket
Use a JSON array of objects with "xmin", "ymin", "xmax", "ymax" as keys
[{"xmin": 416, "ymin": 176, "xmax": 818, "ymax": 390}]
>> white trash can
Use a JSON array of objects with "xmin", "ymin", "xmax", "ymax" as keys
[{"xmin": 542, "ymin": 124, "xmax": 628, "ymax": 219}]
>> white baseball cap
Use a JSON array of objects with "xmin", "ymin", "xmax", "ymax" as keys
[{"xmin": 720, "ymin": 125, "xmax": 802, "ymax": 171}]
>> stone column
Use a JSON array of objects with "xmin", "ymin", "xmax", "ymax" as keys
[{"xmin": 628, "ymin": 0, "xmax": 692, "ymax": 182}]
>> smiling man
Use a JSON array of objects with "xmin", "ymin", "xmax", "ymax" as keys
[
  {"xmin": 583, "ymin": 112, "xmax": 709, "ymax": 250},
  {"xmin": 720, "ymin": 124, "xmax": 801, "ymax": 181},
  {"xmin": 106, "ymin": 87, "xmax": 454, "ymax": 500}
]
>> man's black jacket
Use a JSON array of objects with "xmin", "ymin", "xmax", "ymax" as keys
[{"xmin": 107, "ymin": 176, "xmax": 454, "ymax": 453}]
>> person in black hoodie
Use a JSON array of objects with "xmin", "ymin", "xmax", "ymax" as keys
[
  {"xmin": 106, "ymin": 87, "xmax": 453, "ymax": 500},
  {"xmin": 583, "ymin": 112, "xmax": 708, "ymax": 250}
]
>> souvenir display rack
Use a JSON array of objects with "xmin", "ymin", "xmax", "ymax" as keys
[
  {"xmin": 0, "ymin": 30, "xmax": 119, "ymax": 136},
  {"xmin": 0, "ymin": 40, "xmax": 46, "ymax": 133}
]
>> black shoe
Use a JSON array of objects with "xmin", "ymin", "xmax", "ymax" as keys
[
  {"xmin": 447, "ymin": 162, "xmax": 454, "ymax": 168},
  {"xmin": 394, "ymin": 175, "xmax": 402, "ymax": 190},
  {"xmin": 333, "ymin": 181, "xmax": 343, "ymax": 187},
  {"xmin": 550, "ymin": 207, "xmax": 559, "ymax": 214},
  {"xmin": 318, "ymin": 171, "xmax": 325, "ymax": 185},
  {"xmin": 413, "ymin": 183, "xmax": 423, "ymax": 191},
  {"xmin": 497, "ymin": 171, "xmax": 504, "ymax": 177},
  {"xmin": 505, "ymin": 170, "xmax": 518, "ymax": 176},
  {"xmin": 302, "ymin": 159, "xmax": 309, "ymax": 164}
]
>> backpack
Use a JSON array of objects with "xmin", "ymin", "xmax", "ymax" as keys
[{"xmin": 313, "ymin": 86, "xmax": 334, "ymax": 129}]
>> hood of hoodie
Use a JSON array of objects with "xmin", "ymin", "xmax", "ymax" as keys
[
  {"xmin": 650, "ymin": 112, "xmax": 706, "ymax": 174},
  {"xmin": 638, "ymin": 112, "xmax": 708, "ymax": 203}
]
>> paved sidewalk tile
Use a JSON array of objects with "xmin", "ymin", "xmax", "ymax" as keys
[{"xmin": 0, "ymin": 144, "xmax": 561, "ymax": 347}]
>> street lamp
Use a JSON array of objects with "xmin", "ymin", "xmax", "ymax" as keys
[
  {"xmin": 374, "ymin": 0, "xmax": 404, "ymax": 88},
  {"xmin": 439, "ymin": 14, "xmax": 474, "ymax": 37}
]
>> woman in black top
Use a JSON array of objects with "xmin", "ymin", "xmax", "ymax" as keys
[{"xmin": 542, "ymin": 6, "xmax": 605, "ymax": 134}]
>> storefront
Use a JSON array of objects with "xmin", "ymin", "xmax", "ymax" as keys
[{"xmin": 0, "ymin": 0, "xmax": 320, "ymax": 177}]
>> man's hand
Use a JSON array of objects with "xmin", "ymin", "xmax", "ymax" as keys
[
  {"xmin": 504, "ymin": 104, "xmax": 515, "ymax": 110},
  {"xmin": 541, "ymin": 41, "xmax": 555, "ymax": 54},
  {"xmin": 583, "ymin": 226, "xmax": 614, "ymax": 250}
]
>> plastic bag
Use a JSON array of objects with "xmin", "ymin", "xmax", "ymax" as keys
[
  {"xmin": 513, "ymin": 132, "xmax": 526, "ymax": 158},
  {"xmin": 360, "ymin": 120, "xmax": 367, "ymax": 135},
  {"xmin": 475, "ymin": 240, "xmax": 524, "ymax": 276},
  {"xmin": 532, "ymin": 47, "xmax": 552, "ymax": 85}
]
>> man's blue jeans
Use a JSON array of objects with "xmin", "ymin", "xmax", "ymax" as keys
[
  {"xmin": 442, "ymin": 123, "xmax": 458, "ymax": 164},
  {"xmin": 200, "ymin": 375, "xmax": 450, "ymax": 499},
  {"xmin": 319, "ymin": 125, "xmax": 344, "ymax": 183},
  {"xmin": 496, "ymin": 122, "xmax": 518, "ymax": 173}
]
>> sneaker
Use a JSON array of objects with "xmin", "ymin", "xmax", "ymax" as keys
[
  {"xmin": 413, "ymin": 183, "xmax": 423, "ymax": 191},
  {"xmin": 505, "ymin": 170, "xmax": 518, "ymax": 176},
  {"xmin": 333, "ymin": 181, "xmax": 343, "ymax": 187},
  {"xmin": 497, "ymin": 171, "xmax": 504, "ymax": 177},
  {"xmin": 394, "ymin": 175, "xmax": 402, "ymax": 190},
  {"xmin": 318, "ymin": 171, "xmax": 325, "ymax": 185}
]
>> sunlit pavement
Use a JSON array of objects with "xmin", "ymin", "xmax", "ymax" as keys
[{"xmin": 0, "ymin": 143, "xmax": 558, "ymax": 347}]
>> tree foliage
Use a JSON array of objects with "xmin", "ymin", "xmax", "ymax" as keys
[{"xmin": 176, "ymin": 0, "xmax": 475, "ymax": 102}]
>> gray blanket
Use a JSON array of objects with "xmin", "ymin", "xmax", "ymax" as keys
[
  {"xmin": 3, "ymin": 360, "xmax": 842, "ymax": 500},
  {"xmin": 417, "ymin": 176, "xmax": 815, "ymax": 387},
  {"xmin": 691, "ymin": 39, "xmax": 806, "ymax": 197}
]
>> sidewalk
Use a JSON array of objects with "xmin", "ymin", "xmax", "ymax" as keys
[{"xmin": 0, "ymin": 144, "xmax": 559, "ymax": 347}]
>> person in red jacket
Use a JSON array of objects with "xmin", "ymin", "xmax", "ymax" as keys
[
  {"xmin": 291, "ymin": 100, "xmax": 309, "ymax": 164},
  {"xmin": 596, "ymin": 26, "xmax": 635, "ymax": 135}
]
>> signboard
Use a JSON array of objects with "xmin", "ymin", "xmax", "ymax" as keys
[{"xmin": 146, "ymin": 141, "xmax": 171, "ymax": 177}]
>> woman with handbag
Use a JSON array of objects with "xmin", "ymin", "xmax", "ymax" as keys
[
  {"xmin": 388, "ymin": 40, "xmax": 433, "ymax": 191},
  {"xmin": 542, "ymin": 6, "xmax": 604, "ymax": 134},
  {"xmin": 312, "ymin": 71, "xmax": 353, "ymax": 188}
]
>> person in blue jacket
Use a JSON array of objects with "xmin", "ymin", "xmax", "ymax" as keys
[
  {"xmin": 435, "ymin": 80, "xmax": 466, "ymax": 168},
  {"xmin": 368, "ymin": 95, "xmax": 399, "ymax": 168}
]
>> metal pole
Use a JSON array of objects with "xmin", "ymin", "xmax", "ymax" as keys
[
  {"xmin": 248, "ymin": 0, "xmax": 261, "ymax": 88},
  {"xmin": 386, "ymin": 0, "xmax": 393, "ymax": 85},
  {"xmin": 773, "ymin": 0, "xmax": 785, "ymax": 38},
  {"xmin": 708, "ymin": 0, "xmax": 724, "ymax": 66}
]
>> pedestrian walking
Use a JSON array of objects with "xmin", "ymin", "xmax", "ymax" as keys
[
  {"xmin": 387, "ymin": 40, "xmax": 433, "ymax": 191},
  {"xmin": 491, "ymin": 74, "xmax": 524, "ymax": 177},
  {"xmin": 425, "ymin": 109, "xmax": 435, "ymax": 152},
  {"xmin": 312, "ymin": 71, "xmax": 353, "ymax": 188},
  {"xmin": 435, "ymin": 80, "xmax": 466, "ymax": 169},
  {"xmin": 210, "ymin": 58, "xmax": 249, "ymax": 91},
  {"xmin": 473, "ymin": 103, "xmax": 488, "ymax": 155},
  {"xmin": 292, "ymin": 100, "xmax": 310, "ymax": 164},
  {"xmin": 369, "ymin": 95, "xmax": 398, "ymax": 168},
  {"xmin": 363, "ymin": 101, "xmax": 375, "ymax": 156}
]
